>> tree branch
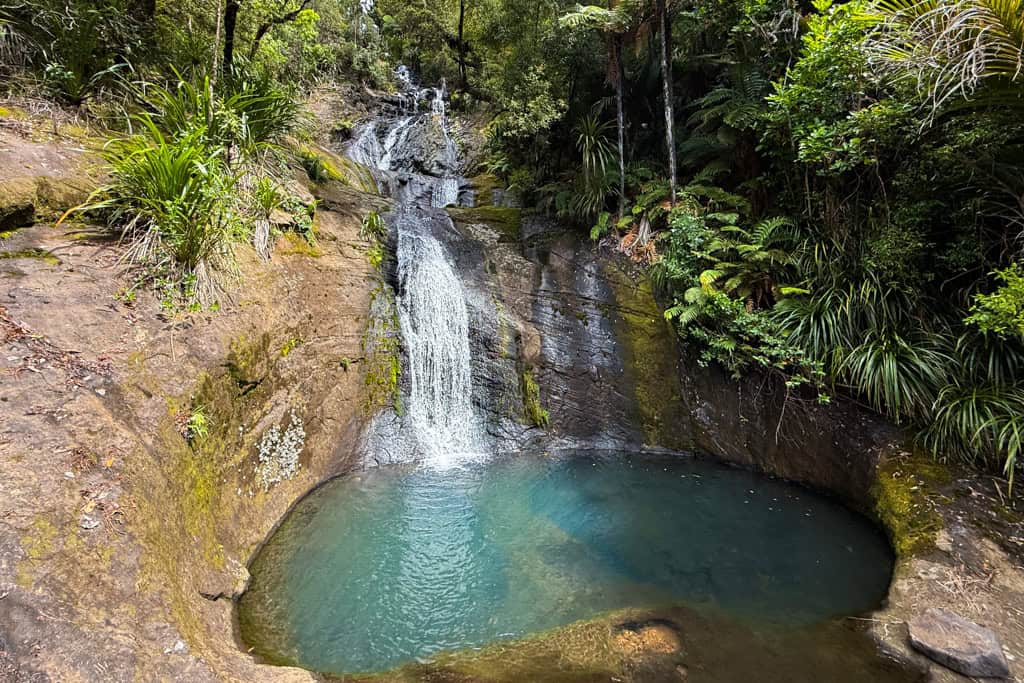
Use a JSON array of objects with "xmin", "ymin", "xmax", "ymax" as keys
[{"xmin": 248, "ymin": 0, "xmax": 312, "ymax": 61}]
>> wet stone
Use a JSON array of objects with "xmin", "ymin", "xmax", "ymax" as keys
[{"xmin": 907, "ymin": 608, "xmax": 1010, "ymax": 678}]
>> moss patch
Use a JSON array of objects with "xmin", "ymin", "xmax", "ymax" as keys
[
  {"xmin": 17, "ymin": 515, "xmax": 59, "ymax": 588},
  {"xmin": 277, "ymin": 231, "xmax": 323, "ymax": 257},
  {"xmin": 521, "ymin": 367, "xmax": 549, "ymax": 428},
  {"xmin": 296, "ymin": 143, "xmax": 378, "ymax": 194},
  {"xmin": 362, "ymin": 284, "xmax": 402, "ymax": 415},
  {"xmin": 1, "ymin": 248, "xmax": 61, "ymax": 266},
  {"xmin": 467, "ymin": 173, "xmax": 503, "ymax": 206},
  {"xmin": 873, "ymin": 451, "xmax": 951, "ymax": 558},
  {"xmin": 133, "ymin": 332, "xmax": 287, "ymax": 651},
  {"xmin": 448, "ymin": 205, "xmax": 522, "ymax": 243},
  {"xmin": 603, "ymin": 264, "xmax": 687, "ymax": 449}
]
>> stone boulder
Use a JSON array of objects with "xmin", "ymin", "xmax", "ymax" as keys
[
  {"xmin": 0, "ymin": 177, "xmax": 36, "ymax": 232},
  {"xmin": 908, "ymin": 608, "xmax": 1010, "ymax": 678}
]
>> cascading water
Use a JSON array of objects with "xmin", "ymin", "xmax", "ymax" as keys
[
  {"xmin": 395, "ymin": 222, "xmax": 481, "ymax": 465},
  {"xmin": 348, "ymin": 68, "xmax": 482, "ymax": 468}
]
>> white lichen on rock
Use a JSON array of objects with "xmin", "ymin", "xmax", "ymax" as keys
[{"xmin": 255, "ymin": 410, "xmax": 305, "ymax": 491}]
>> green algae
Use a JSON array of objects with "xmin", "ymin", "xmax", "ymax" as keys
[
  {"xmin": 133, "ymin": 332, "xmax": 289, "ymax": 651},
  {"xmin": 602, "ymin": 264, "xmax": 687, "ymax": 449},
  {"xmin": 362, "ymin": 284, "xmax": 402, "ymax": 415},
  {"xmin": 872, "ymin": 451, "xmax": 951, "ymax": 558},
  {"xmin": 448, "ymin": 205, "xmax": 522, "ymax": 242}
]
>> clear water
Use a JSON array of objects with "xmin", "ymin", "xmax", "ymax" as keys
[{"xmin": 239, "ymin": 451, "xmax": 897, "ymax": 677}]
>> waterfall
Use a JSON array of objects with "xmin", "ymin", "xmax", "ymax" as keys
[
  {"xmin": 349, "ymin": 67, "xmax": 482, "ymax": 468},
  {"xmin": 396, "ymin": 223, "xmax": 482, "ymax": 465},
  {"xmin": 432, "ymin": 177, "xmax": 459, "ymax": 208}
]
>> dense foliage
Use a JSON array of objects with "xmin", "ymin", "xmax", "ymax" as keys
[{"xmin": 2, "ymin": 0, "xmax": 1023, "ymax": 480}]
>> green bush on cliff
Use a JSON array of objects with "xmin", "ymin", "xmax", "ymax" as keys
[{"xmin": 72, "ymin": 116, "xmax": 240, "ymax": 309}]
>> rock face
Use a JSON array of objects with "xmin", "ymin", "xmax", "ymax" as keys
[
  {"xmin": 908, "ymin": 608, "xmax": 1010, "ymax": 678},
  {"xmin": 445, "ymin": 197, "xmax": 888, "ymax": 507}
]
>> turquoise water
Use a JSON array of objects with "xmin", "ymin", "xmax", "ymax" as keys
[{"xmin": 239, "ymin": 452, "xmax": 896, "ymax": 676}]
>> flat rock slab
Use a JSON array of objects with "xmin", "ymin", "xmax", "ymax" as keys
[{"xmin": 908, "ymin": 608, "xmax": 1009, "ymax": 678}]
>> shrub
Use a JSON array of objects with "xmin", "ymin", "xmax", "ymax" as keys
[
  {"xmin": 139, "ymin": 69, "xmax": 300, "ymax": 156},
  {"xmin": 73, "ymin": 116, "xmax": 240, "ymax": 307}
]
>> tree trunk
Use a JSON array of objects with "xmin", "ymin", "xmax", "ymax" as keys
[
  {"xmin": 613, "ymin": 34, "xmax": 626, "ymax": 218},
  {"xmin": 657, "ymin": 0, "xmax": 677, "ymax": 206},
  {"xmin": 457, "ymin": 0, "xmax": 468, "ymax": 89},
  {"xmin": 223, "ymin": 0, "xmax": 240, "ymax": 77}
]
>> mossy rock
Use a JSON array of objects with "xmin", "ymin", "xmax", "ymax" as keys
[
  {"xmin": 295, "ymin": 143, "xmax": 378, "ymax": 195},
  {"xmin": 0, "ymin": 177, "xmax": 36, "ymax": 232},
  {"xmin": 0, "ymin": 248, "xmax": 61, "ymax": 266},
  {"xmin": 873, "ymin": 451, "xmax": 951, "ymax": 558},
  {"xmin": 447, "ymin": 205, "xmax": 522, "ymax": 243},
  {"xmin": 520, "ymin": 367, "xmax": 549, "ymax": 428},
  {"xmin": 0, "ymin": 176, "xmax": 95, "ymax": 232},
  {"xmin": 602, "ymin": 264, "xmax": 688, "ymax": 450},
  {"xmin": 467, "ymin": 173, "xmax": 503, "ymax": 206},
  {"xmin": 34, "ymin": 176, "xmax": 92, "ymax": 218}
]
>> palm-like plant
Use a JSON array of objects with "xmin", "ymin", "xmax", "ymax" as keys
[
  {"xmin": 561, "ymin": 4, "xmax": 631, "ymax": 216},
  {"xmin": 575, "ymin": 113, "xmax": 617, "ymax": 178},
  {"xmin": 866, "ymin": 0, "xmax": 1024, "ymax": 112}
]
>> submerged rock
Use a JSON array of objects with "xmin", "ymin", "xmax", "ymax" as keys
[
  {"xmin": 614, "ymin": 621, "xmax": 683, "ymax": 656},
  {"xmin": 908, "ymin": 608, "xmax": 1009, "ymax": 678}
]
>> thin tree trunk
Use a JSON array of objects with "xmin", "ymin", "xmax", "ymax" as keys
[
  {"xmin": 213, "ymin": 0, "xmax": 223, "ymax": 78},
  {"xmin": 223, "ymin": 0, "xmax": 240, "ymax": 77},
  {"xmin": 613, "ymin": 34, "xmax": 626, "ymax": 218},
  {"xmin": 457, "ymin": 0, "xmax": 468, "ymax": 89},
  {"xmin": 657, "ymin": 0, "xmax": 677, "ymax": 206}
]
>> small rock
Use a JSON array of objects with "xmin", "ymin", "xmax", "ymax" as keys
[
  {"xmin": 935, "ymin": 528, "xmax": 954, "ymax": 553},
  {"xmin": 79, "ymin": 516, "xmax": 99, "ymax": 530},
  {"xmin": 908, "ymin": 608, "xmax": 1010, "ymax": 678},
  {"xmin": 268, "ymin": 207, "xmax": 294, "ymax": 227},
  {"xmin": 163, "ymin": 640, "xmax": 187, "ymax": 655}
]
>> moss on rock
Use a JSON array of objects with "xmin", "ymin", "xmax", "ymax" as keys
[
  {"xmin": 448, "ymin": 205, "xmax": 522, "ymax": 243},
  {"xmin": 0, "ymin": 177, "xmax": 36, "ymax": 232},
  {"xmin": 873, "ymin": 451, "xmax": 951, "ymax": 558},
  {"xmin": 296, "ymin": 143, "xmax": 378, "ymax": 194},
  {"xmin": 521, "ymin": 367, "xmax": 549, "ymax": 428},
  {"xmin": 362, "ymin": 284, "xmax": 402, "ymax": 415},
  {"xmin": 0, "ymin": 248, "xmax": 60, "ymax": 266},
  {"xmin": 603, "ymin": 264, "xmax": 687, "ymax": 450}
]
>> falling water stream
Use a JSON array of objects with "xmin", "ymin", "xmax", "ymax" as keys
[{"xmin": 350, "ymin": 72, "xmax": 482, "ymax": 467}]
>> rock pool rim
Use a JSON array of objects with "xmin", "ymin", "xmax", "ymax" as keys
[{"xmin": 231, "ymin": 446, "xmax": 899, "ymax": 674}]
